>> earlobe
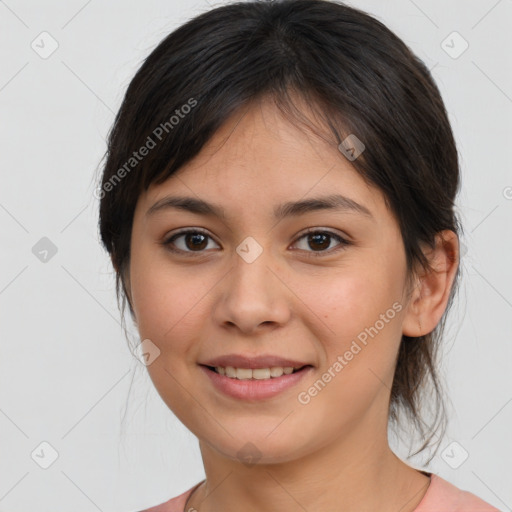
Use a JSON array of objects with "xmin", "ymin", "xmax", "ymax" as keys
[{"xmin": 402, "ymin": 230, "xmax": 459, "ymax": 338}]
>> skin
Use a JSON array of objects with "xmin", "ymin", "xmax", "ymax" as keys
[{"xmin": 125, "ymin": 96, "xmax": 459, "ymax": 512}]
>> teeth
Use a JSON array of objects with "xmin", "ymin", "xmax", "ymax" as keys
[
  {"xmin": 252, "ymin": 368, "xmax": 271, "ymax": 379},
  {"xmin": 214, "ymin": 366, "xmax": 301, "ymax": 379}
]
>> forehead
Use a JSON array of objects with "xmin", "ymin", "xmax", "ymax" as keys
[{"xmin": 137, "ymin": 98, "xmax": 387, "ymax": 223}]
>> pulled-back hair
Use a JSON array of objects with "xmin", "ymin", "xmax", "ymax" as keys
[{"xmin": 97, "ymin": 0, "xmax": 462, "ymax": 461}]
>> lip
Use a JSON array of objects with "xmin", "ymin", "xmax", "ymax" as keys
[
  {"xmin": 199, "ymin": 364, "xmax": 314, "ymax": 401},
  {"xmin": 200, "ymin": 354, "xmax": 311, "ymax": 369}
]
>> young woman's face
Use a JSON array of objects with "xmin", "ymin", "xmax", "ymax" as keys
[{"xmin": 128, "ymin": 98, "xmax": 414, "ymax": 464}]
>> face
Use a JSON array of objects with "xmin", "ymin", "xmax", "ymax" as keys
[{"xmin": 127, "ymin": 97, "xmax": 413, "ymax": 464}]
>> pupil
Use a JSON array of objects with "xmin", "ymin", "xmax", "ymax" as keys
[
  {"xmin": 186, "ymin": 233, "xmax": 207, "ymax": 251},
  {"xmin": 309, "ymin": 233, "xmax": 329, "ymax": 251}
]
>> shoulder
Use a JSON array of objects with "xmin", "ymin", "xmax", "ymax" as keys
[
  {"xmin": 414, "ymin": 473, "xmax": 502, "ymax": 511},
  {"xmin": 137, "ymin": 480, "xmax": 204, "ymax": 512}
]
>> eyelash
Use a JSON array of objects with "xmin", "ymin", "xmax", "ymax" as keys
[{"xmin": 161, "ymin": 227, "xmax": 351, "ymax": 258}]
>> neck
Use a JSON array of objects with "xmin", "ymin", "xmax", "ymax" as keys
[{"xmin": 187, "ymin": 420, "xmax": 430, "ymax": 512}]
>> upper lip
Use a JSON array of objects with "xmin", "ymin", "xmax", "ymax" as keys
[{"xmin": 200, "ymin": 354, "xmax": 312, "ymax": 369}]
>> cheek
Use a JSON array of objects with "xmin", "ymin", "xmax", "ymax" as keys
[
  {"xmin": 129, "ymin": 253, "xmax": 208, "ymax": 415},
  {"xmin": 308, "ymin": 267, "xmax": 396, "ymax": 333},
  {"xmin": 303, "ymin": 261, "xmax": 405, "ymax": 375},
  {"xmin": 295, "ymin": 268, "xmax": 404, "ymax": 418},
  {"xmin": 129, "ymin": 247, "xmax": 200, "ymax": 351}
]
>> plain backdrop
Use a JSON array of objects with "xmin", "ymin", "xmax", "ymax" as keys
[{"xmin": 0, "ymin": 0, "xmax": 511, "ymax": 510}]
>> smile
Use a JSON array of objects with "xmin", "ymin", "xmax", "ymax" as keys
[
  {"xmin": 210, "ymin": 365, "xmax": 304, "ymax": 380},
  {"xmin": 199, "ymin": 364, "xmax": 313, "ymax": 400}
]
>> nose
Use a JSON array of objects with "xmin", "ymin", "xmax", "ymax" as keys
[{"xmin": 211, "ymin": 244, "xmax": 292, "ymax": 335}]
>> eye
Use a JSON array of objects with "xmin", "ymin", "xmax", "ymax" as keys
[
  {"xmin": 291, "ymin": 228, "xmax": 351, "ymax": 257},
  {"xmin": 161, "ymin": 227, "xmax": 351, "ymax": 257},
  {"xmin": 162, "ymin": 228, "xmax": 220, "ymax": 255}
]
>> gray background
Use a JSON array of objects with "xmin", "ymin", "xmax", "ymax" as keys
[{"xmin": 0, "ymin": 0, "xmax": 511, "ymax": 510}]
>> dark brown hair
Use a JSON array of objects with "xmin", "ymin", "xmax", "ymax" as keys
[{"xmin": 97, "ymin": 0, "xmax": 462, "ymax": 461}]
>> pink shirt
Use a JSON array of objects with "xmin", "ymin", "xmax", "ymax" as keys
[{"xmin": 139, "ymin": 473, "xmax": 501, "ymax": 512}]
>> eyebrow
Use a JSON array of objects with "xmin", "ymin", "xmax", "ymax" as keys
[{"xmin": 145, "ymin": 193, "xmax": 374, "ymax": 221}]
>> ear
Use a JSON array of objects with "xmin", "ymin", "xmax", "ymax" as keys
[{"xmin": 402, "ymin": 230, "xmax": 459, "ymax": 337}]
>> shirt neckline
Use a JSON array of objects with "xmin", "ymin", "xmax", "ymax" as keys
[
  {"xmin": 412, "ymin": 472, "xmax": 440, "ymax": 511},
  {"xmin": 183, "ymin": 473, "xmax": 434, "ymax": 512}
]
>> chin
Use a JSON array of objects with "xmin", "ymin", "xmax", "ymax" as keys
[{"xmin": 199, "ymin": 426, "xmax": 315, "ymax": 467}]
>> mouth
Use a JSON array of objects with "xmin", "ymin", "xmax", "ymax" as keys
[
  {"xmin": 202, "ymin": 364, "xmax": 312, "ymax": 380},
  {"xmin": 198, "ymin": 363, "xmax": 314, "ymax": 401}
]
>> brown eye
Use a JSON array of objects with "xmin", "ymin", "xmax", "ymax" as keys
[
  {"xmin": 182, "ymin": 232, "xmax": 208, "ymax": 251},
  {"xmin": 162, "ymin": 229, "xmax": 220, "ymax": 255},
  {"xmin": 292, "ymin": 229, "xmax": 351, "ymax": 257},
  {"xmin": 162, "ymin": 228, "xmax": 351, "ymax": 258},
  {"xmin": 306, "ymin": 232, "xmax": 331, "ymax": 251}
]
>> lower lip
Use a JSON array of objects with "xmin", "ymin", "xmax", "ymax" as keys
[{"xmin": 199, "ymin": 365, "xmax": 313, "ymax": 401}]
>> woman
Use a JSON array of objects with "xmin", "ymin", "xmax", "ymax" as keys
[{"xmin": 97, "ymin": 1, "xmax": 500, "ymax": 510}]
